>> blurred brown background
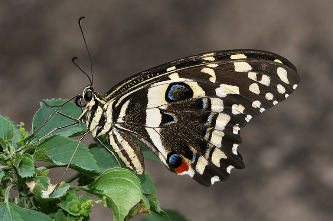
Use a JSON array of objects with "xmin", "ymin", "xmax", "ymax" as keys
[{"xmin": 1, "ymin": 1, "xmax": 332, "ymax": 221}]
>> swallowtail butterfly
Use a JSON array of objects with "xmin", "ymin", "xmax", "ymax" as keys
[
  {"xmin": 74, "ymin": 49, "xmax": 299, "ymax": 186},
  {"xmin": 30, "ymin": 19, "xmax": 300, "ymax": 187}
]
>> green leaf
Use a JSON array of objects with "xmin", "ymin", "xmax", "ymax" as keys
[
  {"xmin": 0, "ymin": 115, "xmax": 15, "ymax": 142},
  {"xmin": 61, "ymin": 194, "xmax": 93, "ymax": 217},
  {"xmin": 0, "ymin": 136, "xmax": 5, "ymax": 149},
  {"xmin": 0, "ymin": 202, "xmax": 53, "ymax": 221},
  {"xmin": 31, "ymin": 99, "xmax": 86, "ymax": 139},
  {"xmin": 145, "ymin": 194, "xmax": 170, "ymax": 221},
  {"xmin": 34, "ymin": 147, "xmax": 52, "ymax": 163},
  {"xmin": 35, "ymin": 136, "xmax": 100, "ymax": 175},
  {"xmin": 15, "ymin": 154, "xmax": 35, "ymax": 177},
  {"xmin": 61, "ymin": 194, "xmax": 82, "ymax": 216},
  {"xmin": 137, "ymin": 172, "xmax": 157, "ymax": 195},
  {"xmin": 50, "ymin": 183, "xmax": 71, "ymax": 198},
  {"xmin": 141, "ymin": 209, "xmax": 189, "ymax": 221},
  {"xmin": 83, "ymin": 168, "xmax": 142, "ymax": 221},
  {"xmin": 89, "ymin": 142, "xmax": 123, "ymax": 172},
  {"xmin": 54, "ymin": 209, "xmax": 67, "ymax": 221}
]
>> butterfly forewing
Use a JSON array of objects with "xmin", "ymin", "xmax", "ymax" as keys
[{"xmin": 89, "ymin": 49, "xmax": 299, "ymax": 186}]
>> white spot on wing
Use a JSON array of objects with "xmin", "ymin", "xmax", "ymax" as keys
[
  {"xmin": 203, "ymin": 53, "xmax": 215, "ymax": 61},
  {"xmin": 196, "ymin": 156, "xmax": 208, "ymax": 175},
  {"xmin": 274, "ymin": 59, "xmax": 283, "ymax": 64},
  {"xmin": 210, "ymin": 98, "xmax": 224, "ymax": 112},
  {"xmin": 245, "ymin": 115, "xmax": 252, "ymax": 122},
  {"xmin": 232, "ymin": 144, "xmax": 239, "ymax": 155},
  {"xmin": 211, "ymin": 148, "xmax": 227, "ymax": 167},
  {"xmin": 234, "ymin": 61, "xmax": 252, "ymax": 72},
  {"xmin": 230, "ymin": 54, "xmax": 247, "ymax": 59},
  {"xmin": 248, "ymin": 72, "xmax": 257, "ymax": 81},
  {"xmin": 210, "ymin": 130, "xmax": 224, "ymax": 148},
  {"xmin": 233, "ymin": 125, "xmax": 240, "ymax": 134},
  {"xmin": 226, "ymin": 165, "xmax": 234, "ymax": 174},
  {"xmin": 207, "ymin": 63, "xmax": 218, "ymax": 68},
  {"xmin": 211, "ymin": 176, "xmax": 220, "ymax": 185},
  {"xmin": 248, "ymin": 72, "xmax": 270, "ymax": 86},
  {"xmin": 232, "ymin": 104, "xmax": 245, "ymax": 114},
  {"xmin": 168, "ymin": 73, "xmax": 179, "ymax": 80},
  {"xmin": 201, "ymin": 67, "xmax": 216, "ymax": 83},
  {"xmin": 187, "ymin": 168, "xmax": 195, "ymax": 177},
  {"xmin": 293, "ymin": 84, "xmax": 298, "ymax": 89},
  {"xmin": 216, "ymin": 84, "xmax": 240, "ymax": 97},
  {"xmin": 260, "ymin": 75, "xmax": 271, "ymax": 86},
  {"xmin": 265, "ymin": 92, "xmax": 274, "ymax": 100},
  {"xmin": 252, "ymin": 100, "xmax": 261, "ymax": 108},
  {"xmin": 249, "ymin": 83, "xmax": 260, "ymax": 94},
  {"xmin": 277, "ymin": 67, "xmax": 289, "ymax": 84},
  {"xmin": 277, "ymin": 84, "xmax": 286, "ymax": 94},
  {"xmin": 166, "ymin": 66, "xmax": 176, "ymax": 72},
  {"xmin": 215, "ymin": 113, "xmax": 230, "ymax": 130}
]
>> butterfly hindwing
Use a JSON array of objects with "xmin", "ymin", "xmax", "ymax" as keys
[{"xmin": 92, "ymin": 49, "xmax": 299, "ymax": 186}]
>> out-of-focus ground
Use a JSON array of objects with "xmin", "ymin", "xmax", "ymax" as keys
[{"xmin": 1, "ymin": 1, "xmax": 332, "ymax": 221}]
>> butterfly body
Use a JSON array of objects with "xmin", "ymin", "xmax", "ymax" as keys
[{"xmin": 77, "ymin": 49, "xmax": 299, "ymax": 186}]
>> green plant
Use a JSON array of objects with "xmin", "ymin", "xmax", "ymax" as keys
[{"xmin": 0, "ymin": 99, "xmax": 189, "ymax": 221}]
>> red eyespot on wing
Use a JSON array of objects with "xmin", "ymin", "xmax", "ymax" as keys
[{"xmin": 174, "ymin": 159, "xmax": 190, "ymax": 173}]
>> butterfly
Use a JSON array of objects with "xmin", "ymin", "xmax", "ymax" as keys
[{"xmin": 55, "ymin": 48, "xmax": 298, "ymax": 187}]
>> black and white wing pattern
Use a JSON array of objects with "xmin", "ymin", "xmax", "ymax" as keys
[{"xmin": 92, "ymin": 49, "xmax": 299, "ymax": 186}]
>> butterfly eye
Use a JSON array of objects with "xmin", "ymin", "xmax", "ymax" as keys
[
  {"xmin": 84, "ymin": 90, "xmax": 93, "ymax": 101},
  {"xmin": 165, "ymin": 83, "xmax": 193, "ymax": 102}
]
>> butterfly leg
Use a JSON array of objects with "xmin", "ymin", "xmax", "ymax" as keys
[
  {"xmin": 48, "ymin": 129, "xmax": 89, "ymax": 197},
  {"xmin": 59, "ymin": 129, "xmax": 89, "ymax": 181},
  {"xmin": 19, "ymin": 110, "xmax": 81, "ymax": 151}
]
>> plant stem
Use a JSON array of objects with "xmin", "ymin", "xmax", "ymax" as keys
[{"xmin": 4, "ymin": 184, "xmax": 13, "ymax": 204}]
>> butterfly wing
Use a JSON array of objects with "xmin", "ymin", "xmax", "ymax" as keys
[{"xmin": 103, "ymin": 49, "xmax": 299, "ymax": 186}]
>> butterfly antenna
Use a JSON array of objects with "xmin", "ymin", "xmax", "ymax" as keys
[
  {"xmin": 72, "ymin": 57, "xmax": 92, "ymax": 84},
  {"xmin": 78, "ymin": 16, "xmax": 93, "ymax": 86}
]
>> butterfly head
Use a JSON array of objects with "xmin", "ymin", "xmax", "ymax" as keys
[
  {"xmin": 75, "ymin": 85, "xmax": 106, "ymax": 130},
  {"xmin": 75, "ymin": 86, "xmax": 101, "ymax": 110}
]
